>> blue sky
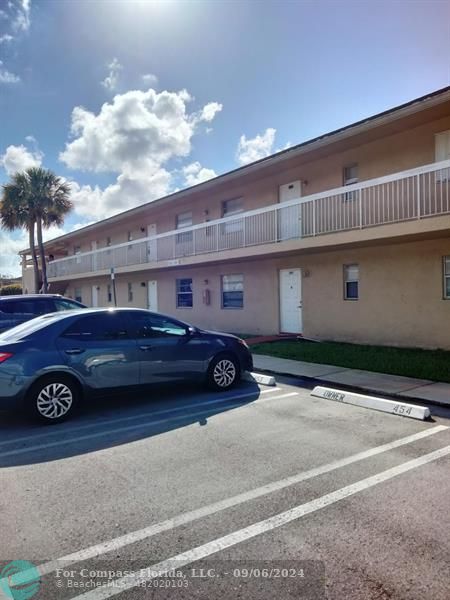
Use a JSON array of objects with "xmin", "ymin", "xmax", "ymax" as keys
[{"xmin": 0, "ymin": 0, "xmax": 449, "ymax": 275}]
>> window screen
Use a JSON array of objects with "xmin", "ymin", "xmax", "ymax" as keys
[
  {"xmin": 344, "ymin": 264, "xmax": 359, "ymax": 300},
  {"xmin": 222, "ymin": 274, "xmax": 244, "ymax": 308},
  {"xmin": 176, "ymin": 278, "xmax": 193, "ymax": 308}
]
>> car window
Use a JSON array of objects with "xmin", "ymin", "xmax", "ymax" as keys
[
  {"xmin": 129, "ymin": 312, "xmax": 188, "ymax": 338},
  {"xmin": 0, "ymin": 313, "xmax": 67, "ymax": 341},
  {"xmin": 0, "ymin": 300, "xmax": 22, "ymax": 314},
  {"xmin": 34, "ymin": 299, "xmax": 56, "ymax": 314},
  {"xmin": 0, "ymin": 299, "xmax": 53, "ymax": 315},
  {"xmin": 54, "ymin": 299, "xmax": 84, "ymax": 311},
  {"xmin": 62, "ymin": 313, "xmax": 129, "ymax": 341}
]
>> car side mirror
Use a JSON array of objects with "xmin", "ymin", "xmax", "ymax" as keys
[{"xmin": 186, "ymin": 326, "xmax": 196, "ymax": 336}]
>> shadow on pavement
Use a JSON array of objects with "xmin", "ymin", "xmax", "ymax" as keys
[{"xmin": 0, "ymin": 381, "xmax": 263, "ymax": 467}]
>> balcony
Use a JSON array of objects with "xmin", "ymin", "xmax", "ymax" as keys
[{"xmin": 47, "ymin": 160, "xmax": 450, "ymax": 280}]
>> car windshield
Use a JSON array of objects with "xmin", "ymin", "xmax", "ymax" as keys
[{"xmin": 0, "ymin": 312, "xmax": 68, "ymax": 341}]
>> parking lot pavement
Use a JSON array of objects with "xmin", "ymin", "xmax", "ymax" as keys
[{"xmin": 1, "ymin": 377, "xmax": 449, "ymax": 599}]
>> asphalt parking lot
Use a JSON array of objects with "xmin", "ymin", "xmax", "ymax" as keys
[{"xmin": 0, "ymin": 376, "xmax": 449, "ymax": 600}]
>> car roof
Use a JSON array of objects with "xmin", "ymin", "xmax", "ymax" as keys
[
  {"xmin": 0, "ymin": 294, "xmax": 64, "ymax": 300},
  {"xmin": 55, "ymin": 307, "xmax": 191, "ymax": 323}
]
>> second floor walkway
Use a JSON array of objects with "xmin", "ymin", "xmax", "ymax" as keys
[{"xmin": 46, "ymin": 159, "xmax": 450, "ymax": 280}]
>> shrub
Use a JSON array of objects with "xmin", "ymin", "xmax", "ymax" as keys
[{"xmin": 0, "ymin": 284, "xmax": 23, "ymax": 296}]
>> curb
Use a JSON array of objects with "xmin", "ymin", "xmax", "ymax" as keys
[{"xmin": 252, "ymin": 367, "xmax": 450, "ymax": 410}]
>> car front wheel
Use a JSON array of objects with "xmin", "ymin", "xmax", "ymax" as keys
[
  {"xmin": 26, "ymin": 375, "xmax": 79, "ymax": 424},
  {"xmin": 207, "ymin": 354, "xmax": 240, "ymax": 391}
]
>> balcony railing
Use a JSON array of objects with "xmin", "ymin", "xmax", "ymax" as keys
[{"xmin": 47, "ymin": 160, "xmax": 450, "ymax": 279}]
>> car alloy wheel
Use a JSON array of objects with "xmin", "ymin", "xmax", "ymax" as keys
[
  {"xmin": 36, "ymin": 382, "xmax": 73, "ymax": 420},
  {"xmin": 213, "ymin": 358, "xmax": 237, "ymax": 388}
]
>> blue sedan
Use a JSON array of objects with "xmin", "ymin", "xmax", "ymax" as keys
[{"xmin": 0, "ymin": 308, "xmax": 253, "ymax": 423}]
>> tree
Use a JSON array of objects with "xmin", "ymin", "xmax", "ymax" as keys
[
  {"xmin": 1, "ymin": 172, "xmax": 40, "ymax": 293},
  {"xmin": 0, "ymin": 168, "xmax": 72, "ymax": 293},
  {"xmin": 27, "ymin": 168, "xmax": 72, "ymax": 293}
]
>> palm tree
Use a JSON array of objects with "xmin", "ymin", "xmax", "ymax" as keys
[
  {"xmin": 1, "ymin": 172, "xmax": 40, "ymax": 293},
  {"xmin": 27, "ymin": 168, "xmax": 72, "ymax": 293},
  {"xmin": 1, "ymin": 168, "xmax": 72, "ymax": 293}
]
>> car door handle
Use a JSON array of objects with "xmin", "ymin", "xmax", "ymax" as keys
[
  {"xmin": 65, "ymin": 348, "xmax": 84, "ymax": 355},
  {"xmin": 139, "ymin": 345, "xmax": 153, "ymax": 351}
]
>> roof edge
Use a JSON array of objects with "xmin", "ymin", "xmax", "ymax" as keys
[{"xmin": 20, "ymin": 85, "xmax": 450, "ymax": 254}]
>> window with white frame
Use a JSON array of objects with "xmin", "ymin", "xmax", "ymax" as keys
[
  {"xmin": 176, "ymin": 211, "xmax": 193, "ymax": 245},
  {"xmin": 222, "ymin": 198, "xmax": 244, "ymax": 233},
  {"xmin": 74, "ymin": 287, "xmax": 82, "ymax": 303},
  {"xmin": 343, "ymin": 164, "xmax": 358, "ymax": 201},
  {"xmin": 73, "ymin": 245, "xmax": 82, "ymax": 264},
  {"xmin": 222, "ymin": 274, "xmax": 244, "ymax": 308},
  {"xmin": 176, "ymin": 278, "xmax": 193, "ymax": 308},
  {"xmin": 344, "ymin": 264, "xmax": 359, "ymax": 300},
  {"xmin": 128, "ymin": 282, "xmax": 133, "ymax": 302},
  {"xmin": 176, "ymin": 211, "xmax": 193, "ymax": 229},
  {"xmin": 444, "ymin": 256, "xmax": 450, "ymax": 299}
]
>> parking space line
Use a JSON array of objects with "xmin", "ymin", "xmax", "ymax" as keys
[
  {"xmin": 0, "ymin": 392, "xmax": 298, "ymax": 459},
  {"xmin": 0, "ymin": 386, "xmax": 283, "ymax": 448},
  {"xmin": 21, "ymin": 425, "xmax": 447, "ymax": 581},
  {"xmin": 70, "ymin": 444, "xmax": 450, "ymax": 599}
]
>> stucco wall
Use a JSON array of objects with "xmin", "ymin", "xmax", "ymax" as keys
[{"xmin": 65, "ymin": 236, "xmax": 450, "ymax": 349}]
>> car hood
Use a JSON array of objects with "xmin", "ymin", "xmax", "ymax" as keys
[{"xmin": 200, "ymin": 329, "xmax": 241, "ymax": 341}]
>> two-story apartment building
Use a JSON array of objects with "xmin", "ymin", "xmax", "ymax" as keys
[{"xmin": 21, "ymin": 87, "xmax": 450, "ymax": 349}]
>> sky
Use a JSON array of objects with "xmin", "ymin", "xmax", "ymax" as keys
[{"xmin": 0, "ymin": 0, "xmax": 449, "ymax": 276}]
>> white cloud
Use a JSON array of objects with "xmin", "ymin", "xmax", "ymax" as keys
[
  {"xmin": 71, "ymin": 220, "xmax": 97, "ymax": 231},
  {"xmin": 60, "ymin": 88, "xmax": 201, "ymax": 174},
  {"xmin": 141, "ymin": 73, "xmax": 158, "ymax": 87},
  {"xmin": 12, "ymin": 0, "xmax": 31, "ymax": 33},
  {"xmin": 0, "ymin": 0, "xmax": 31, "ymax": 39},
  {"xmin": 69, "ymin": 170, "xmax": 172, "ymax": 221},
  {"xmin": 0, "ymin": 230, "xmax": 28, "ymax": 276},
  {"xmin": 101, "ymin": 57, "xmax": 122, "ymax": 92},
  {"xmin": 0, "ymin": 224, "xmax": 67, "ymax": 278},
  {"xmin": 0, "ymin": 143, "xmax": 43, "ymax": 175},
  {"xmin": 59, "ymin": 87, "xmax": 222, "ymax": 219},
  {"xmin": 182, "ymin": 161, "xmax": 216, "ymax": 187},
  {"xmin": 0, "ymin": 61, "xmax": 20, "ymax": 83},
  {"xmin": 42, "ymin": 223, "xmax": 70, "ymax": 242},
  {"xmin": 236, "ymin": 127, "xmax": 276, "ymax": 166},
  {"xmin": 200, "ymin": 102, "xmax": 223, "ymax": 122}
]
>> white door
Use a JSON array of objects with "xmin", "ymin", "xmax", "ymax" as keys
[
  {"xmin": 147, "ymin": 224, "xmax": 157, "ymax": 262},
  {"xmin": 279, "ymin": 269, "xmax": 302, "ymax": 333},
  {"xmin": 147, "ymin": 280, "xmax": 158, "ymax": 311},
  {"xmin": 278, "ymin": 181, "xmax": 302, "ymax": 241},
  {"xmin": 92, "ymin": 285, "xmax": 99, "ymax": 308}
]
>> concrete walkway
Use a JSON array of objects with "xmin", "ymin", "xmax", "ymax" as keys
[{"xmin": 253, "ymin": 354, "xmax": 450, "ymax": 407}]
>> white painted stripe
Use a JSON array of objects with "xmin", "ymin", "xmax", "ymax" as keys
[
  {"xmin": 0, "ymin": 392, "xmax": 298, "ymax": 459},
  {"xmin": 23, "ymin": 425, "xmax": 447, "ymax": 581},
  {"xmin": 311, "ymin": 386, "xmax": 430, "ymax": 420},
  {"xmin": 0, "ymin": 387, "xmax": 282, "ymax": 448},
  {"xmin": 70, "ymin": 444, "xmax": 450, "ymax": 600}
]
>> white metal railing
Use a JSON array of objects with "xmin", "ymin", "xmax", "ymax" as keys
[{"xmin": 47, "ymin": 160, "xmax": 450, "ymax": 279}]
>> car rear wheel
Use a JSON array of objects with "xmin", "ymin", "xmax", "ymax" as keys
[
  {"xmin": 207, "ymin": 354, "xmax": 240, "ymax": 391},
  {"xmin": 26, "ymin": 376, "xmax": 79, "ymax": 424}
]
